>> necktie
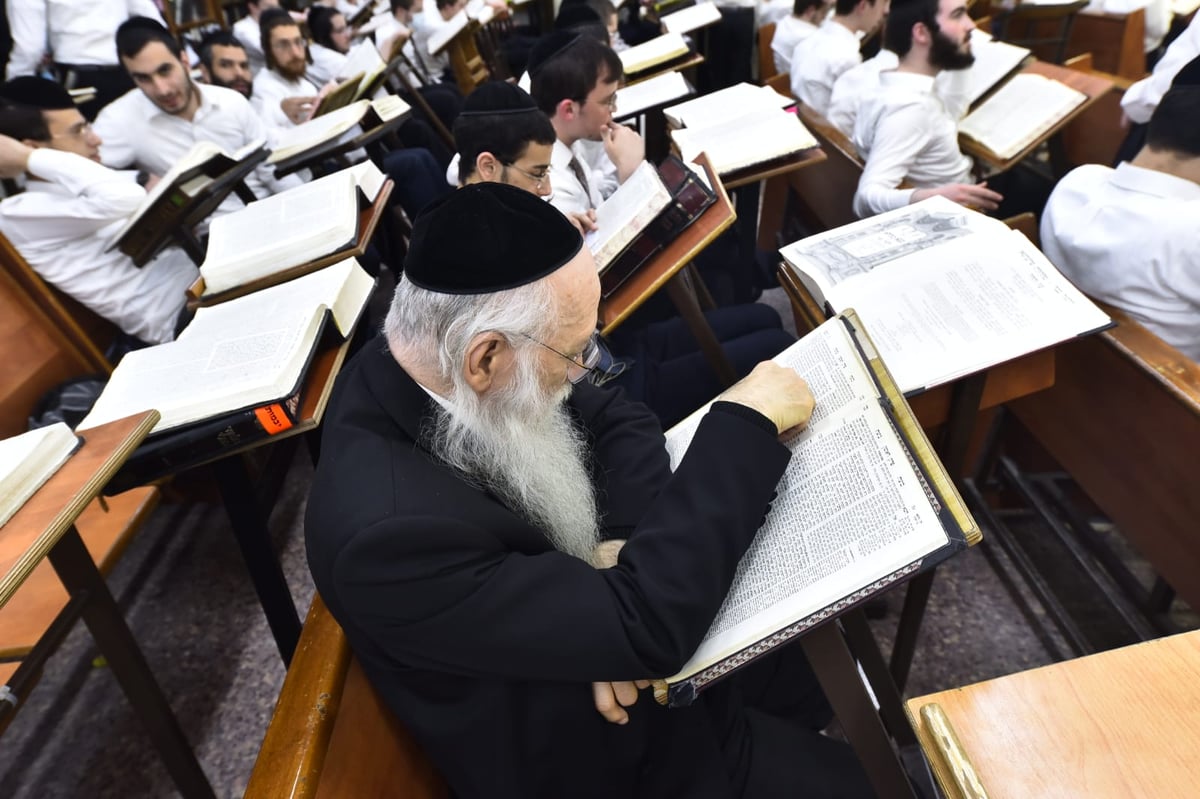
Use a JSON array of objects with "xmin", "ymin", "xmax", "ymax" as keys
[{"xmin": 568, "ymin": 156, "xmax": 592, "ymax": 202}]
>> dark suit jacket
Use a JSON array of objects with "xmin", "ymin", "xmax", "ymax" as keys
[{"xmin": 306, "ymin": 341, "xmax": 791, "ymax": 799}]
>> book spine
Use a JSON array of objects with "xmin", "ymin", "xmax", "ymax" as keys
[
  {"xmin": 103, "ymin": 395, "xmax": 302, "ymax": 494},
  {"xmin": 119, "ymin": 189, "xmax": 190, "ymax": 263}
]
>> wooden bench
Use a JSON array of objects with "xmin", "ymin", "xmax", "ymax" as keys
[
  {"xmin": 1067, "ymin": 7, "xmax": 1147, "ymax": 80},
  {"xmin": 758, "ymin": 22, "xmax": 778, "ymax": 82},
  {"xmin": 245, "ymin": 593, "xmax": 448, "ymax": 799},
  {"xmin": 785, "ymin": 105, "xmax": 865, "ymax": 234},
  {"xmin": 0, "ymin": 240, "xmax": 160, "ymax": 725}
]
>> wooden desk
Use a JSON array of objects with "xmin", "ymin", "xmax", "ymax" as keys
[
  {"xmin": 105, "ymin": 337, "xmax": 355, "ymax": 664},
  {"xmin": 907, "ymin": 630, "xmax": 1200, "ymax": 799},
  {"xmin": 625, "ymin": 52, "xmax": 706, "ymax": 86},
  {"xmin": 598, "ymin": 156, "xmax": 740, "ymax": 384},
  {"xmin": 0, "ymin": 412, "xmax": 214, "ymax": 798},
  {"xmin": 960, "ymin": 60, "xmax": 1114, "ymax": 175},
  {"xmin": 270, "ymin": 112, "xmax": 411, "ymax": 179}
]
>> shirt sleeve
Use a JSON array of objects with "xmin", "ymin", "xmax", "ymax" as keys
[
  {"xmin": 126, "ymin": 0, "xmax": 166, "ymax": 24},
  {"xmin": 5, "ymin": 0, "xmax": 46, "ymax": 78},
  {"xmin": 853, "ymin": 102, "xmax": 926, "ymax": 217},
  {"xmin": 93, "ymin": 99, "xmax": 141, "ymax": 169},
  {"xmin": 14, "ymin": 149, "xmax": 146, "ymax": 241}
]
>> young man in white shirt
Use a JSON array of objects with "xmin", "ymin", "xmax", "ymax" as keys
[
  {"xmin": 851, "ymin": 0, "xmax": 1001, "ymax": 217},
  {"xmin": 0, "ymin": 78, "xmax": 196, "ymax": 345},
  {"xmin": 1116, "ymin": 13, "xmax": 1200, "ymax": 163},
  {"xmin": 789, "ymin": 0, "xmax": 889, "ymax": 116},
  {"xmin": 232, "ymin": 0, "xmax": 280, "ymax": 76},
  {"xmin": 771, "ymin": 0, "xmax": 831, "ymax": 75},
  {"xmin": 1041, "ymin": 85, "xmax": 1200, "ymax": 360},
  {"xmin": 5, "ymin": 0, "xmax": 165, "ymax": 117},
  {"xmin": 252, "ymin": 9, "xmax": 325, "ymax": 133},
  {"xmin": 94, "ymin": 17, "xmax": 294, "ymax": 208}
]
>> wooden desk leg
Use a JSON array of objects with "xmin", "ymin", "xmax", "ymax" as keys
[
  {"xmin": 889, "ymin": 372, "xmax": 987, "ymax": 690},
  {"xmin": 665, "ymin": 272, "xmax": 740, "ymax": 387},
  {"xmin": 48, "ymin": 526, "xmax": 215, "ymax": 799},
  {"xmin": 800, "ymin": 622, "xmax": 919, "ymax": 799},
  {"xmin": 211, "ymin": 456, "xmax": 301, "ymax": 665}
]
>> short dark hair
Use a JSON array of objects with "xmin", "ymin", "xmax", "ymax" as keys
[
  {"xmin": 454, "ymin": 112, "xmax": 556, "ymax": 181},
  {"xmin": 436, "ymin": 0, "xmax": 458, "ymax": 10},
  {"xmin": 390, "ymin": 0, "xmax": 415, "ymax": 12},
  {"xmin": 308, "ymin": 6, "xmax": 342, "ymax": 50},
  {"xmin": 794, "ymin": 0, "xmax": 827, "ymax": 15},
  {"xmin": 0, "ymin": 102, "xmax": 50, "ymax": 142},
  {"xmin": 529, "ymin": 37, "xmax": 623, "ymax": 115},
  {"xmin": 884, "ymin": 0, "xmax": 938, "ymax": 57},
  {"xmin": 116, "ymin": 16, "xmax": 184, "ymax": 61},
  {"xmin": 260, "ymin": 8, "xmax": 311, "ymax": 70},
  {"xmin": 1145, "ymin": 86, "xmax": 1200, "ymax": 157},
  {"xmin": 197, "ymin": 31, "xmax": 246, "ymax": 70}
]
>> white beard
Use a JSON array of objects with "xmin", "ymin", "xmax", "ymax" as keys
[{"xmin": 424, "ymin": 351, "xmax": 601, "ymax": 563}]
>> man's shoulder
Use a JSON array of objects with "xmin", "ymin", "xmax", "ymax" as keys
[
  {"xmin": 199, "ymin": 83, "xmax": 254, "ymax": 112},
  {"xmin": 95, "ymin": 87, "xmax": 153, "ymax": 124}
]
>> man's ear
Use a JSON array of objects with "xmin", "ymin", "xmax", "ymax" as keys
[
  {"xmin": 21, "ymin": 138, "xmax": 48, "ymax": 151},
  {"xmin": 463, "ymin": 331, "xmax": 515, "ymax": 394},
  {"xmin": 198, "ymin": 64, "xmax": 212, "ymax": 83},
  {"xmin": 912, "ymin": 20, "xmax": 932, "ymax": 46},
  {"xmin": 476, "ymin": 150, "xmax": 502, "ymax": 181},
  {"xmin": 554, "ymin": 97, "xmax": 577, "ymax": 122}
]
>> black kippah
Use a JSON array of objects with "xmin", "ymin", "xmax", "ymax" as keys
[
  {"xmin": 404, "ymin": 183, "xmax": 584, "ymax": 295},
  {"xmin": 1171, "ymin": 54, "xmax": 1200, "ymax": 89},
  {"xmin": 554, "ymin": 4, "xmax": 602, "ymax": 30},
  {"xmin": 459, "ymin": 81, "xmax": 541, "ymax": 117},
  {"xmin": 0, "ymin": 76, "xmax": 74, "ymax": 110},
  {"xmin": 527, "ymin": 31, "xmax": 582, "ymax": 75}
]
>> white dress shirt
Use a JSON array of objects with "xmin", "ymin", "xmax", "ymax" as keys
[
  {"xmin": 548, "ymin": 139, "xmax": 619, "ymax": 216},
  {"xmin": 789, "ymin": 19, "xmax": 862, "ymax": 116},
  {"xmin": 852, "ymin": 70, "xmax": 973, "ymax": 217},
  {"xmin": 232, "ymin": 15, "xmax": 267, "ymax": 76},
  {"xmin": 0, "ymin": 149, "xmax": 197, "ymax": 344},
  {"xmin": 308, "ymin": 44, "xmax": 348, "ymax": 87},
  {"xmin": 252, "ymin": 69, "xmax": 321, "ymax": 133},
  {"xmin": 1122, "ymin": 13, "xmax": 1200, "ymax": 124},
  {"xmin": 771, "ymin": 16, "xmax": 819, "ymax": 75},
  {"xmin": 93, "ymin": 83, "xmax": 295, "ymax": 210},
  {"xmin": 1086, "ymin": 0, "xmax": 1171, "ymax": 54},
  {"xmin": 759, "ymin": 0, "xmax": 794, "ymax": 27},
  {"xmin": 828, "ymin": 49, "xmax": 970, "ymax": 135},
  {"xmin": 6, "ymin": 0, "xmax": 164, "ymax": 77},
  {"xmin": 1040, "ymin": 162, "xmax": 1200, "ymax": 360}
]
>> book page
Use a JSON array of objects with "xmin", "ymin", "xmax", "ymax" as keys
[
  {"xmin": 665, "ymin": 320, "xmax": 951, "ymax": 681},
  {"xmin": 1173, "ymin": 0, "xmax": 1200, "ymax": 15},
  {"xmin": 660, "ymin": 1, "xmax": 721, "ymax": 34},
  {"xmin": 664, "ymin": 82, "xmax": 793, "ymax": 128},
  {"xmin": 958, "ymin": 73, "xmax": 1086, "ymax": 159},
  {"xmin": 963, "ymin": 36, "xmax": 1030, "ymax": 107},
  {"xmin": 671, "ymin": 108, "xmax": 817, "ymax": 175},
  {"xmin": 339, "ymin": 40, "xmax": 386, "ymax": 81},
  {"xmin": 427, "ymin": 9, "xmax": 469, "ymax": 55},
  {"xmin": 831, "ymin": 229, "xmax": 1110, "ymax": 392},
  {"xmin": 585, "ymin": 161, "xmax": 672, "ymax": 271},
  {"xmin": 614, "ymin": 71, "xmax": 691, "ymax": 120},
  {"xmin": 267, "ymin": 100, "xmax": 370, "ymax": 163},
  {"xmin": 0, "ymin": 423, "xmax": 78, "ymax": 528},
  {"xmin": 779, "ymin": 196, "xmax": 1006, "ymax": 303},
  {"xmin": 200, "ymin": 169, "xmax": 360, "ymax": 293},
  {"xmin": 618, "ymin": 32, "xmax": 689, "ymax": 74}
]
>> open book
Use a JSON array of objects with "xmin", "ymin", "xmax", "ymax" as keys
[
  {"xmin": 660, "ymin": 1, "xmax": 722, "ymax": 34},
  {"xmin": 662, "ymin": 312, "xmax": 976, "ymax": 705},
  {"xmin": 197, "ymin": 161, "xmax": 386, "ymax": 297},
  {"xmin": 664, "ymin": 81, "xmax": 794, "ymax": 128},
  {"xmin": 586, "ymin": 161, "xmax": 672, "ymax": 272},
  {"xmin": 112, "ymin": 140, "xmax": 268, "ymax": 265},
  {"xmin": 614, "ymin": 71, "xmax": 693, "ymax": 121},
  {"xmin": 79, "ymin": 259, "xmax": 372, "ymax": 439},
  {"xmin": 0, "ymin": 424, "xmax": 80, "ymax": 529},
  {"xmin": 268, "ymin": 95, "xmax": 411, "ymax": 164},
  {"xmin": 619, "ymin": 32, "xmax": 691, "ymax": 76},
  {"xmin": 671, "ymin": 107, "xmax": 817, "ymax": 176},
  {"xmin": 958, "ymin": 72, "xmax": 1086, "ymax": 159},
  {"xmin": 962, "ymin": 33, "xmax": 1030, "ymax": 108},
  {"xmin": 779, "ymin": 197, "xmax": 1112, "ymax": 394}
]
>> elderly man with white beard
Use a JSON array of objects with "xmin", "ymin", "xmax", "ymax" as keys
[{"xmin": 304, "ymin": 184, "xmax": 876, "ymax": 799}]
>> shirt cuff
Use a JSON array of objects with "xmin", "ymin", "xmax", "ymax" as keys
[{"xmin": 710, "ymin": 401, "xmax": 776, "ymax": 436}]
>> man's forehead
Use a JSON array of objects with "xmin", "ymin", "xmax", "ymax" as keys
[
  {"xmin": 939, "ymin": 0, "xmax": 967, "ymax": 16},
  {"xmin": 213, "ymin": 44, "xmax": 248, "ymax": 64},
  {"xmin": 43, "ymin": 107, "xmax": 85, "ymax": 130},
  {"xmin": 124, "ymin": 41, "xmax": 178, "ymax": 69},
  {"xmin": 271, "ymin": 24, "xmax": 304, "ymax": 41}
]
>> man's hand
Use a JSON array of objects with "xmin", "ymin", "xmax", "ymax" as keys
[
  {"xmin": 602, "ymin": 123, "xmax": 645, "ymax": 183},
  {"xmin": 567, "ymin": 209, "xmax": 599, "ymax": 235},
  {"xmin": 281, "ymin": 96, "xmax": 318, "ymax": 125},
  {"xmin": 721, "ymin": 362, "xmax": 816, "ymax": 435},
  {"xmin": 591, "ymin": 538, "xmax": 625, "ymax": 568},
  {"xmin": 142, "ymin": 173, "xmax": 162, "ymax": 193},
  {"xmin": 592, "ymin": 679, "xmax": 652, "ymax": 724},
  {"xmin": 1118, "ymin": 110, "xmax": 1131, "ymax": 130},
  {"xmin": 911, "ymin": 182, "xmax": 1003, "ymax": 212},
  {"xmin": 0, "ymin": 134, "xmax": 34, "ymax": 179}
]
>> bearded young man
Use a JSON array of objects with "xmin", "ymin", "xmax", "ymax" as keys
[
  {"xmin": 93, "ymin": 17, "xmax": 297, "ymax": 208},
  {"xmin": 305, "ymin": 184, "xmax": 875, "ymax": 799},
  {"xmin": 197, "ymin": 31, "xmax": 253, "ymax": 100}
]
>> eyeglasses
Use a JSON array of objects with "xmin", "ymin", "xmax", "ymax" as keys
[
  {"xmin": 520, "ymin": 331, "xmax": 607, "ymax": 384},
  {"xmin": 591, "ymin": 94, "xmax": 618, "ymax": 110},
  {"xmin": 51, "ymin": 120, "xmax": 92, "ymax": 140},
  {"xmin": 503, "ymin": 163, "xmax": 550, "ymax": 190}
]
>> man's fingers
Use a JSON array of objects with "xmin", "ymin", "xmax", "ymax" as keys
[
  {"xmin": 634, "ymin": 679, "xmax": 651, "ymax": 690},
  {"xmin": 592, "ymin": 682, "xmax": 629, "ymax": 724},
  {"xmin": 612, "ymin": 680, "xmax": 641, "ymax": 707}
]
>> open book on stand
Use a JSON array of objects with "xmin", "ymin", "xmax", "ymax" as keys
[
  {"xmin": 268, "ymin": 95, "xmax": 411, "ymax": 167},
  {"xmin": 112, "ymin": 140, "xmax": 268, "ymax": 266},
  {"xmin": 619, "ymin": 33, "xmax": 692, "ymax": 78},
  {"xmin": 660, "ymin": 1, "xmax": 722, "ymax": 34},
  {"xmin": 662, "ymin": 312, "xmax": 978, "ymax": 706},
  {"xmin": 586, "ymin": 156, "xmax": 716, "ymax": 297},
  {"xmin": 0, "ymin": 424, "xmax": 81, "ymax": 529},
  {"xmin": 779, "ymin": 196, "xmax": 1112, "ymax": 394},
  {"xmin": 958, "ymin": 71, "xmax": 1086, "ymax": 159},
  {"xmin": 188, "ymin": 160, "xmax": 390, "ymax": 307},
  {"xmin": 86, "ymin": 260, "xmax": 374, "ymax": 493}
]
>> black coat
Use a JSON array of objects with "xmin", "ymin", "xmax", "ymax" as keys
[{"xmin": 305, "ymin": 341, "xmax": 792, "ymax": 798}]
